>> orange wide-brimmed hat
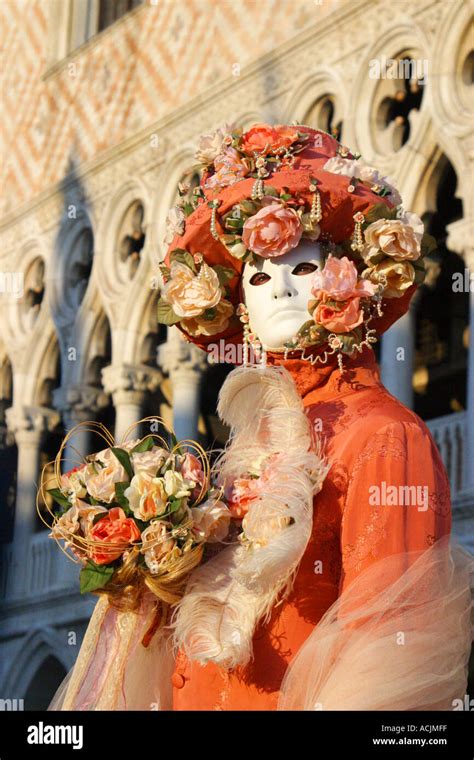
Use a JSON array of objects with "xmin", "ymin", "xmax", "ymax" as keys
[{"xmin": 159, "ymin": 124, "xmax": 430, "ymax": 358}]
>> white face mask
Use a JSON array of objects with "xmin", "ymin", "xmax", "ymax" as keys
[{"xmin": 242, "ymin": 240, "xmax": 323, "ymax": 351}]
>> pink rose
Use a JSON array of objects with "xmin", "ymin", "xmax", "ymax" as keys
[
  {"xmin": 180, "ymin": 453, "xmax": 205, "ymax": 487},
  {"xmin": 311, "ymin": 255, "xmax": 376, "ymax": 301},
  {"xmin": 242, "ymin": 202, "xmax": 303, "ymax": 258},
  {"xmin": 204, "ymin": 147, "xmax": 248, "ymax": 189},
  {"xmin": 314, "ymin": 296, "xmax": 364, "ymax": 333}
]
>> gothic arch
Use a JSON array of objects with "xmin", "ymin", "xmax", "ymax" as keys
[
  {"xmin": 349, "ymin": 21, "xmax": 430, "ymax": 164},
  {"xmin": 283, "ymin": 69, "xmax": 347, "ymax": 138},
  {"xmin": 2, "ymin": 626, "xmax": 74, "ymax": 699},
  {"xmin": 95, "ymin": 178, "xmax": 151, "ymax": 325}
]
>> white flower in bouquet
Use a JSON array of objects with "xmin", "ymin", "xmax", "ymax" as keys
[
  {"xmin": 124, "ymin": 472, "xmax": 168, "ymax": 521},
  {"xmin": 191, "ymin": 497, "xmax": 231, "ymax": 543},
  {"xmin": 141, "ymin": 519, "xmax": 178, "ymax": 574},
  {"xmin": 130, "ymin": 446, "xmax": 169, "ymax": 478},
  {"xmin": 60, "ymin": 463, "xmax": 95, "ymax": 502},
  {"xmin": 163, "ymin": 469, "xmax": 193, "ymax": 499}
]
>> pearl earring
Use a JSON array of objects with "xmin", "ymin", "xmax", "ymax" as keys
[{"xmin": 236, "ymin": 303, "xmax": 266, "ymax": 367}]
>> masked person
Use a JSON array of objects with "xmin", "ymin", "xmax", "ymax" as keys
[{"xmin": 50, "ymin": 124, "xmax": 472, "ymax": 711}]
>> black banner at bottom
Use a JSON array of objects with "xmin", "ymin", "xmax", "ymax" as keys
[{"xmin": 0, "ymin": 709, "xmax": 472, "ymax": 758}]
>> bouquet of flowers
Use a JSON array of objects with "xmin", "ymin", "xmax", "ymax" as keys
[{"xmin": 38, "ymin": 418, "xmax": 232, "ymax": 616}]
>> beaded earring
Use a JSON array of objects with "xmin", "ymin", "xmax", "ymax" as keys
[{"xmin": 236, "ymin": 303, "xmax": 266, "ymax": 367}]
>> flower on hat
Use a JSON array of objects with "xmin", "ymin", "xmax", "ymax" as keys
[
  {"xmin": 181, "ymin": 299, "xmax": 235, "ymax": 337},
  {"xmin": 314, "ymin": 297, "xmax": 364, "ymax": 334},
  {"xmin": 242, "ymin": 201, "xmax": 303, "ymax": 258},
  {"xmin": 323, "ymin": 156, "xmax": 402, "ymax": 206},
  {"xmin": 239, "ymin": 123, "xmax": 300, "ymax": 155},
  {"xmin": 162, "ymin": 261, "xmax": 222, "ymax": 318},
  {"xmin": 195, "ymin": 122, "xmax": 235, "ymax": 165},
  {"xmin": 362, "ymin": 212, "xmax": 424, "ymax": 265},
  {"xmin": 204, "ymin": 147, "xmax": 249, "ymax": 190},
  {"xmin": 311, "ymin": 255, "xmax": 377, "ymax": 302},
  {"xmin": 366, "ymin": 259, "xmax": 417, "ymax": 298},
  {"xmin": 164, "ymin": 205, "xmax": 186, "ymax": 245}
]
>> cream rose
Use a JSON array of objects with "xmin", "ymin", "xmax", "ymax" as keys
[
  {"xmin": 130, "ymin": 446, "xmax": 168, "ymax": 478},
  {"xmin": 191, "ymin": 498, "xmax": 231, "ymax": 543},
  {"xmin": 60, "ymin": 464, "xmax": 95, "ymax": 501},
  {"xmin": 141, "ymin": 519, "xmax": 178, "ymax": 573},
  {"xmin": 369, "ymin": 259, "xmax": 416, "ymax": 298},
  {"xmin": 163, "ymin": 470, "xmax": 193, "ymax": 499},
  {"xmin": 124, "ymin": 472, "xmax": 168, "ymax": 521},
  {"xmin": 182, "ymin": 299, "xmax": 234, "ymax": 337},
  {"xmin": 195, "ymin": 123, "xmax": 235, "ymax": 165},
  {"xmin": 51, "ymin": 500, "xmax": 107, "ymax": 546},
  {"xmin": 163, "ymin": 261, "xmax": 222, "ymax": 318},
  {"xmin": 164, "ymin": 205, "xmax": 186, "ymax": 245},
  {"xmin": 363, "ymin": 214, "xmax": 423, "ymax": 264}
]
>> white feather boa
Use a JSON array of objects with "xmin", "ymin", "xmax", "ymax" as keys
[{"xmin": 171, "ymin": 363, "xmax": 328, "ymax": 669}]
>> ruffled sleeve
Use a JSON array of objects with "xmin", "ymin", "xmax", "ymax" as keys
[{"xmin": 278, "ymin": 421, "xmax": 473, "ymax": 711}]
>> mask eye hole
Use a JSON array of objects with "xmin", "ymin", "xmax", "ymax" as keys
[
  {"xmin": 292, "ymin": 262, "xmax": 318, "ymax": 276},
  {"xmin": 249, "ymin": 272, "xmax": 271, "ymax": 286}
]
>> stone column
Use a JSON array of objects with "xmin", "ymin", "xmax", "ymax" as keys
[
  {"xmin": 380, "ymin": 298, "xmax": 417, "ymax": 409},
  {"xmin": 53, "ymin": 384, "xmax": 110, "ymax": 472},
  {"xmin": 5, "ymin": 406, "xmax": 60, "ymax": 597},
  {"xmin": 102, "ymin": 364, "xmax": 162, "ymax": 443},
  {"xmin": 158, "ymin": 328, "xmax": 207, "ymax": 443},
  {"xmin": 447, "ymin": 218, "xmax": 474, "ymax": 491}
]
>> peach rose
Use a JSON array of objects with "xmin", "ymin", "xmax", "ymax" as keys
[
  {"xmin": 363, "ymin": 213, "xmax": 424, "ymax": 264},
  {"xmin": 181, "ymin": 299, "xmax": 234, "ymax": 337},
  {"xmin": 369, "ymin": 259, "xmax": 416, "ymax": 298},
  {"xmin": 124, "ymin": 472, "xmax": 169, "ymax": 522},
  {"xmin": 227, "ymin": 476, "xmax": 263, "ymax": 518},
  {"xmin": 314, "ymin": 296, "xmax": 364, "ymax": 333},
  {"xmin": 242, "ymin": 202, "xmax": 302, "ymax": 258},
  {"xmin": 191, "ymin": 498, "xmax": 231, "ymax": 543},
  {"xmin": 141, "ymin": 519, "xmax": 177, "ymax": 573},
  {"xmin": 311, "ymin": 255, "xmax": 377, "ymax": 301},
  {"xmin": 86, "ymin": 457, "xmax": 127, "ymax": 504},
  {"xmin": 163, "ymin": 261, "xmax": 222, "ymax": 318},
  {"xmin": 204, "ymin": 147, "xmax": 249, "ymax": 189},
  {"xmin": 240, "ymin": 124, "xmax": 299, "ymax": 155},
  {"xmin": 89, "ymin": 507, "xmax": 141, "ymax": 565}
]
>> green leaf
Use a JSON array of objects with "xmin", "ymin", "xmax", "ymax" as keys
[
  {"xmin": 80, "ymin": 561, "xmax": 115, "ymax": 594},
  {"xmin": 157, "ymin": 298, "xmax": 181, "ymax": 326},
  {"xmin": 202, "ymin": 307, "xmax": 217, "ymax": 321},
  {"xmin": 169, "ymin": 248, "xmax": 197, "ymax": 272},
  {"xmin": 114, "ymin": 482, "xmax": 131, "ymax": 513},
  {"xmin": 421, "ymin": 233, "xmax": 437, "ymax": 257},
  {"xmin": 111, "ymin": 447, "xmax": 134, "ymax": 480},
  {"xmin": 213, "ymin": 265, "xmax": 236, "ymax": 286},
  {"xmin": 47, "ymin": 488, "xmax": 71, "ymax": 510},
  {"xmin": 130, "ymin": 436, "xmax": 155, "ymax": 453},
  {"xmin": 364, "ymin": 203, "xmax": 398, "ymax": 225},
  {"xmin": 169, "ymin": 431, "xmax": 183, "ymax": 455}
]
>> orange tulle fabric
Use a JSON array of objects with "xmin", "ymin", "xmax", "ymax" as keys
[{"xmin": 172, "ymin": 347, "xmax": 460, "ymax": 710}]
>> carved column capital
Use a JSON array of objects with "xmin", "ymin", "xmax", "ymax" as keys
[
  {"xmin": 158, "ymin": 332, "xmax": 207, "ymax": 379},
  {"xmin": 5, "ymin": 405, "xmax": 61, "ymax": 443},
  {"xmin": 101, "ymin": 363, "xmax": 163, "ymax": 405},
  {"xmin": 53, "ymin": 383, "xmax": 110, "ymax": 425}
]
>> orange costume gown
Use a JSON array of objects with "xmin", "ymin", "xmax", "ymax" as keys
[{"xmin": 172, "ymin": 347, "xmax": 453, "ymax": 710}]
